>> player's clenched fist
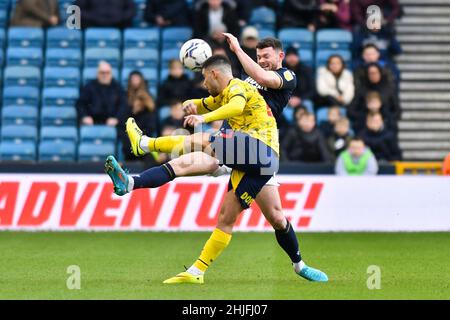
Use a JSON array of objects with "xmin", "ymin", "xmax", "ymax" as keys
[
  {"xmin": 182, "ymin": 100, "xmax": 198, "ymax": 115},
  {"xmin": 184, "ymin": 115, "xmax": 205, "ymax": 128}
]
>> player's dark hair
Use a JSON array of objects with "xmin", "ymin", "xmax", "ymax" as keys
[
  {"xmin": 202, "ymin": 55, "xmax": 231, "ymax": 70},
  {"xmin": 256, "ymin": 37, "xmax": 283, "ymax": 51}
]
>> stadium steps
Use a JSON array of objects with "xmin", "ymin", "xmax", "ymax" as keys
[{"xmin": 396, "ymin": 0, "xmax": 450, "ymax": 161}]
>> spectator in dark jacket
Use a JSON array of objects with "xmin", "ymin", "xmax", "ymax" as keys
[
  {"xmin": 359, "ymin": 112, "xmax": 401, "ymax": 161},
  {"xmin": 194, "ymin": 0, "xmax": 240, "ymax": 39},
  {"xmin": 353, "ymin": 43, "xmax": 398, "ymax": 89},
  {"xmin": 352, "ymin": 91, "xmax": 397, "ymax": 134},
  {"xmin": 351, "ymin": 62, "xmax": 400, "ymax": 120},
  {"xmin": 119, "ymin": 91, "xmax": 158, "ymax": 162},
  {"xmin": 282, "ymin": 112, "xmax": 332, "ymax": 162},
  {"xmin": 76, "ymin": 61, "xmax": 127, "ymax": 126},
  {"xmin": 11, "ymin": 0, "xmax": 59, "ymax": 27},
  {"xmin": 317, "ymin": 0, "xmax": 351, "ymax": 30},
  {"xmin": 144, "ymin": 0, "xmax": 191, "ymax": 27},
  {"xmin": 75, "ymin": 0, "xmax": 136, "ymax": 28},
  {"xmin": 281, "ymin": 0, "xmax": 320, "ymax": 31},
  {"xmin": 159, "ymin": 60, "xmax": 193, "ymax": 106},
  {"xmin": 283, "ymin": 47, "xmax": 315, "ymax": 107}
]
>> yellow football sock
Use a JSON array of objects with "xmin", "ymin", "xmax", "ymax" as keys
[
  {"xmin": 148, "ymin": 136, "xmax": 186, "ymax": 154},
  {"xmin": 193, "ymin": 228, "xmax": 232, "ymax": 272}
]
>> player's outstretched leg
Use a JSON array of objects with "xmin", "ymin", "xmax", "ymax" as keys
[
  {"xmin": 126, "ymin": 118, "xmax": 210, "ymax": 157},
  {"xmin": 256, "ymin": 186, "xmax": 328, "ymax": 282},
  {"xmin": 105, "ymin": 152, "xmax": 219, "ymax": 196}
]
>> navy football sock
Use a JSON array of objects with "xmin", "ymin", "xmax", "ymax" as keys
[
  {"xmin": 275, "ymin": 220, "xmax": 302, "ymax": 263},
  {"xmin": 133, "ymin": 163, "xmax": 176, "ymax": 189}
]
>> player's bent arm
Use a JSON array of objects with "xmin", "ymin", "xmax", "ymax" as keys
[
  {"xmin": 235, "ymin": 47, "xmax": 282, "ymax": 89},
  {"xmin": 186, "ymin": 96, "xmax": 220, "ymax": 114},
  {"xmin": 202, "ymin": 95, "xmax": 246, "ymax": 123}
]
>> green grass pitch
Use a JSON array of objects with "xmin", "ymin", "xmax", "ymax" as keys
[{"xmin": 0, "ymin": 232, "xmax": 449, "ymax": 300}]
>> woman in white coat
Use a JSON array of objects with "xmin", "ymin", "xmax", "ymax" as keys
[{"xmin": 316, "ymin": 54, "xmax": 355, "ymax": 107}]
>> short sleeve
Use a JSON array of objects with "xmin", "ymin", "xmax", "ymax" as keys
[
  {"xmin": 274, "ymin": 68, "xmax": 297, "ymax": 90},
  {"xmin": 227, "ymin": 83, "xmax": 248, "ymax": 102}
]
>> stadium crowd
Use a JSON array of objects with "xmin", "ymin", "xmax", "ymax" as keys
[{"xmin": 3, "ymin": 0, "xmax": 404, "ymax": 175}]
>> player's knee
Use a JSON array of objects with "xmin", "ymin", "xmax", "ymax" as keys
[{"xmin": 267, "ymin": 208, "xmax": 286, "ymax": 230}]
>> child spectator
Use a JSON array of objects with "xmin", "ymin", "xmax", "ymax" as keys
[
  {"xmin": 159, "ymin": 60, "xmax": 193, "ymax": 106},
  {"xmin": 319, "ymin": 105, "xmax": 341, "ymax": 138},
  {"xmin": 316, "ymin": 55, "xmax": 354, "ymax": 107},
  {"xmin": 162, "ymin": 100, "xmax": 186, "ymax": 129},
  {"xmin": 351, "ymin": 91, "xmax": 396, "ymax": 134},
  {"xmin": 335, "ymin": 137, "xmax": 378, "ymax": 176},
  {"xmin": 282, "ymin": 112, "xmax": 332, "ymax": 163},
  {"xmin": 359, "ymin": 113, "xmax": 402, "ymax": 161},
  {"xmin": 327, "ymin": 117, "xmax": 352, "ymax": 160}
]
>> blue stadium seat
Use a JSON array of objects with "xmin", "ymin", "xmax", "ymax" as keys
[
  {"xmin": 161, "ymin": 48, "xmax": 180, "ymax": 66},
  {"xmin": 124, "ymin": 28, "xmax": 159, "ymax": 49},
  {"xmin": 161, "ymin": 27, "xmax": 192, "ymax": 49},
  {"xmin": 315, "ymin": 49, "xmax": 352, "ymax": 68},
  {"xmin": 78, "ymin": 143, "xmax": 115, "ymax": 162},
  {"xmin": 2, "ymin": 106, "xmax": 38, "ymax": 126},
  {"xmin": 316, "ymin": 29, "xmax": 353, "ymax": 50},
  {"xmin": 258, "ymin": 28, "xmax": 276, "ymax": 39},
  {"xmin": 41, "ymin": 107, "xmax": 77, "ymax": 126},
  {"xmin": 3, "ymin": 66, "xmax": 41, "ymax": 87},
  {"xmin": 0, "ymin": 142, "xmax": 36, "ymax": 161},
  {"xmin": 249, "ymin": 6, "xmax": 276, "ymax": 29},
  {"xmin": 298, "ymin": 49, "xmax": 314, "ymax": 68},
  {"xmin": 1, "ymin": 125, "xmax": 37, "ymax": 144},
  {"xmin": 83, "ymin": 67, "xmax": 119, "ymax": 85},
  {"xmin": 46, "ymin": 27, "xmax": 82, "ymax": 49},
  {"xmin": 46, "ymin": 48, "xmax": 82, "ymax": 67},
  {"xmin": 121, "ymin": 68, "xmax": 158, "ymax": 89},
  {"xmin": 3, "ymin": 86, "xmax": 40, "ymax": 106},
  {"xmin": 6, "ymin": 47, "xmax": 43, "ymax": 67},
  {"xmin": 0, "ymin": 28, "xmax": 5, "ymax": 48},
  {"xmin": 123, "ymin": 48, "xmax": 158, "ymax": 68},
  {"xmin": 42, "ymin": 88, "xmax": 79, "ymax": 107},
  {"xmin": 159, "ymin": 106, "xmax": 171, "ymax": 122},
  {"xmin": 303, "ymin": 100, "xmax": 314, "ymax": 113},
  {"xmin": 279, "ymin": 28, "xmax": 314, "ymax": 49},
  {"xmin": 85, "ymin": 28, "xmax": 122, "ymax": 49},
  {"xmin": 41, "ymin": 126, "xmax": 78, "ymax": 143},
  {"xmin": 39, "ymin": 141, "xmax": 76, "ymax": 162},
  {"xmin": 44, "ymin": 67, "xmax": 80, "ymax": 88},
  {"xmin": 80, "ymin": 125, "xmax": 117, "ymax": 144},
  {"xmin": 8, "ymin": 27, "xmax": 44, "ymax": 48},
  {"xmin": 84, "ymin": 48, "xmax": 121, "ymax": 68}
]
